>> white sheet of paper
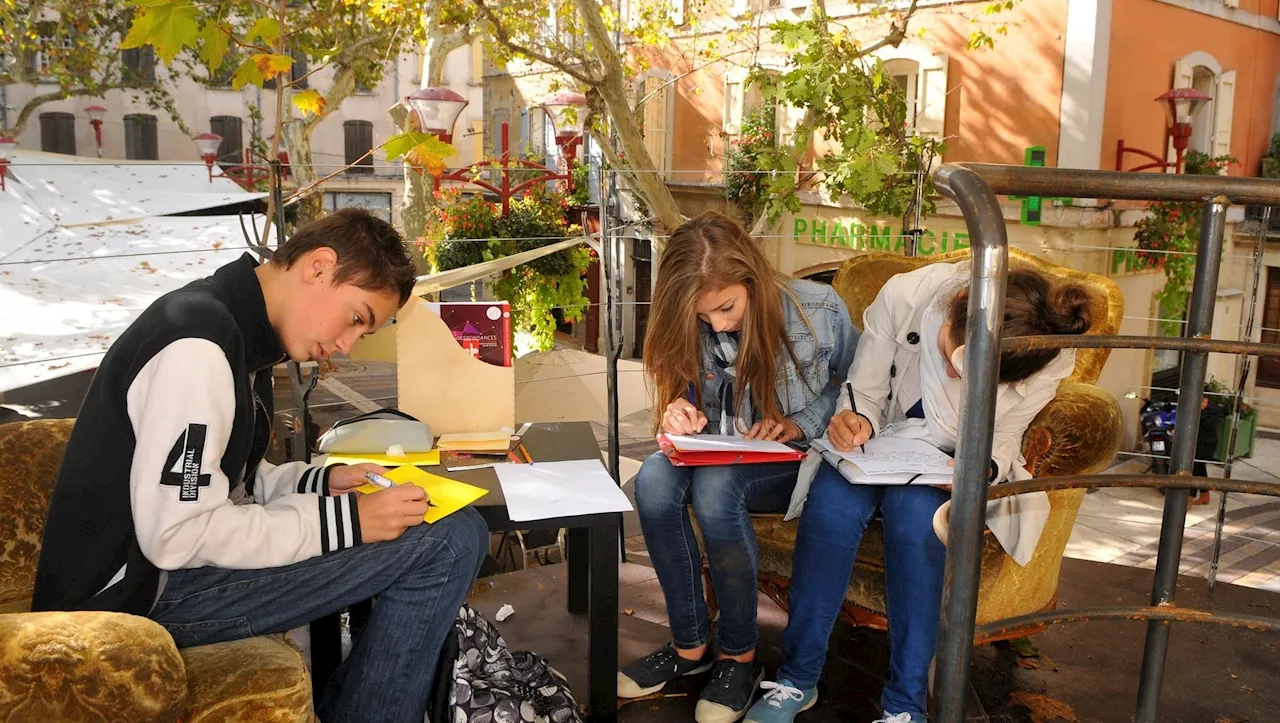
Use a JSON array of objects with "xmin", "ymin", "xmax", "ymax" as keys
[
  {"xmin": 665, "ymin": 434, "xmax": 795, "ymax": 454},
  {"xmin": 495, "ymin": 459, "xmax": 635, "ymax": 522}
]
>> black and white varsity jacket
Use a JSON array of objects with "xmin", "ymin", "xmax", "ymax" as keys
[{"xmin": 32, "ymin": 253, "xmax": 361, "ymax": 616}]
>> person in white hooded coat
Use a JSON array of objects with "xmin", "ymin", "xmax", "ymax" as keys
[{"xmin": 745, "ymin": 262, "xmax": 1093, "ymax": 723}]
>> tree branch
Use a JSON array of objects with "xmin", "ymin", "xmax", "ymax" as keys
[{"xmin": 468, "ymin": 0, "xmax": 597, "ymax": 85}]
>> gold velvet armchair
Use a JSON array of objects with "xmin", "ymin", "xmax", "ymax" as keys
[
  {"xmin": 0, "ymin": 418, "xmax": 316, "ymax": 722},
  {"xmin": 705, "ymin": 248, "xmax": 1125, "ymax": 643}
]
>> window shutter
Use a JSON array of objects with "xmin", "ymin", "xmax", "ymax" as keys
[
  {"xmin": 470, "ymin": 119, "xmax": 485, "ymax": 165},
  {"xmin": 40, "ymin": 112, "xmax": 76, "ymax": 155},
  {"xmin": 344, "ymin": 120, "xmax": 374, "ymax": 174},
  {"xmin": 210, "ymin": 116, "xmax": 242, "ymax": 168},
  {"xmin": 670, "ymin": 0, "xmax": 685, "ymax": 26},
  {"xmin": 1167, "ymin": 58, "xmax": 1195, "ymax": 169},
  {"xmin": 724, "ymin": 79, "xmax": 743, "ymax": 135},
  {"xmin": 642, "ymin": 75, "xmax": 670, "ymax": 178},
  {"xmin": 126, "ymin": 115, "xmax": 159, "ymax": 161},
  {"xmin": 916, "ymin": 53, "xmax": 948, "ymax": 139},
  {"xmin": 1213, "ymin": 69, "xmax": 1236, "ymax": 166}
]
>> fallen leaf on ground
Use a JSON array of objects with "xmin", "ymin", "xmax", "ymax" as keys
[
  {"xmin": 1009, "ymin": 637, "xmax": 1041, "ymax": 658},
  {"xmin": 1241, "ymin": 685, "xmax": 1253, "ymax": 694},
  {"xmin": 1008, "ymin": 691, "xmax": 1079, "ymax": 723},
  {"xmin": 1017, "ymin": 658, "xmax": 1042, "ymax": 669},
  {"xmin": 623, "ymin": 608, "xmax": 634, "ymax": 616}
]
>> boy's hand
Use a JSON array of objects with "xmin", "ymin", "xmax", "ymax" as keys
[
  {"xmin": 357, "ymin": 484, "xmax": 429, "ymax": 543},
  {"xmin": 744, "ymin": 418, "xmax": 803, "ymax": 443},
  {"xmin": 327, "ymin": 463, "xmax": 389, "ymax": 494},
  {"xmin": 828, "ymin": 410, "xmax": 873, "ymax": 452}
]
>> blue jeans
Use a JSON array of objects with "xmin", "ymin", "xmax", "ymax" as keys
[
  {"xmin": 149, "ymin": 507, "xmax": 489, "ymax": 723},
  {"xmin": 634, "ymin": 451, "xmax": 798, "ymax": 655},
  {"xmin": 779, "ymin": 462, "xmax": 948, "ymax": 717}
]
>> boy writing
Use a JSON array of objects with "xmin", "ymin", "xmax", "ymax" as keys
[{"xmin": 32, "ymin": 209, "xmax": 488, "ymax": 723}]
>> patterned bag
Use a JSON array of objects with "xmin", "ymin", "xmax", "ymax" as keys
[{"xmin": 430, "ymin": 603, "xmax": 582, "ymax": 723}]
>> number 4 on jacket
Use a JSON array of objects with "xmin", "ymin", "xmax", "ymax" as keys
[{"xmin": 161, "ymin": 423, "xmax": 212, "ymax": 502}]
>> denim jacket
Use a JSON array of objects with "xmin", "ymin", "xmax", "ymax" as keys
[{"xmin": 698, "ymin": 279, "xmax": 858, "ymax": 441}]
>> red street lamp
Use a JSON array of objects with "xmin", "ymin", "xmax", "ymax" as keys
[
  {"xmin": 193, "ymin": 132, "xmax": 223, "ymax": 183},
  {"xmin": 404, "ymin": 87, "xmax": 469, "ymax": 143},
  {"xmin": 85, "ymin": 105, "xmax": 107, "ymax": 158},
  {"xmin": 541, "ymin": 90, "xmax": 588, "ymax": 168},
  {"xmin": 1116, "ymin": 87, "xmax": 1213, "ymax": 174},
  {"xmin": 0, "ymin": 136, "xmax": 16, "ymax": 191}
]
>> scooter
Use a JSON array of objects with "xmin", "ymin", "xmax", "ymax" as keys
[{"xmin": 1140, "ymin": 399, "xmax": 1177, "ymax": 475}]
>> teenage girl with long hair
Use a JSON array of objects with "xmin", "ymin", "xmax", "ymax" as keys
[
  {"xmin": 616, "ymin": 212, "xmax": 857, "ymax": 723},
  {"xmin": 746, "ymin": 262, "xmax": 1093, "ymax": 723}
]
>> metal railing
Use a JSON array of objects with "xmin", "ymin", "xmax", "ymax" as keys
[{"xmin": 931, "ymin": 163, "xmax": 1280, "ymax": 723}]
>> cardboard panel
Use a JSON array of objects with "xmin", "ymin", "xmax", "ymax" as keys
[{"xmin": 396, "ymin": 299, "xmax": 515, "ymax": 434}]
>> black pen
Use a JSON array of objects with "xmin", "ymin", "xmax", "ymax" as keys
[{"xmin": 843, "ymin": 382, "xmax": 865, "ymax": 453}]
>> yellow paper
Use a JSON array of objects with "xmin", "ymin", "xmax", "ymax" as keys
[
  {"xmin": 325, "ymin": 450, "xmax": 441, "ymax": 468},
  {"xmin": 354, "ymin": 465, "xmax": 488, "ymax": 524}
]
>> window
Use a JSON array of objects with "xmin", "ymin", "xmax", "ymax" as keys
[
  {"xmin": 884, "ymin": 58, "xmax": 920, "ymax": 128},
  {"xmin": 40, "ymin": 112, "xmax": 76, "ymax": 155},
  {"xmin": 1259, "ymin": 267, "xmax": 1280, "ymax": 388},
  {"xmin": 344, "ymin": 120, "xmax": 374, "ymax": 175},
  {"xmin": 1170, "ymin": 53, "xmax": 1234, "ymax": 172},
  {"xmin": 29, "ymin": 25, "xmax": 71, "ymax": 78},
  {"xmin": 324, "ymin": 192, "xmax": 392, "ymax": 222},
  {"xmin": 124, "ymin": 114, "xmax": 158, "ymax": 160},
  {"xmin": 637, "ymin": 71, "xmax": 673, "ymax": 179},
  {"xmin": 209, "ymin": 116, "xmax": 243, "ymax": 169},
  {"xmin": 122, "ymin": 46, "xmax": 156, "ymax": 84}
]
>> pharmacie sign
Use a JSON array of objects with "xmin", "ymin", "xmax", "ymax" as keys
[{"xmin": 792, "ymin": 216, "xmax": 970, "ymax": 256}]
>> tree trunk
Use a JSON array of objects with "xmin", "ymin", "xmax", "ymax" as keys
[{"xmin": 573, "ymin": 0, "xmax": 685, "ymax": 239}]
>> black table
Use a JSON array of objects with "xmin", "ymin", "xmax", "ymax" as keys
[{"xmin": 310, "ymin": 421, "xmax": 622, "ymax": 722}]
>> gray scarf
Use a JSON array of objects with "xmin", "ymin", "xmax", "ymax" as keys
[{"xmin": 708, "ymin": 330, "xmax": 754, "ymax": 436}]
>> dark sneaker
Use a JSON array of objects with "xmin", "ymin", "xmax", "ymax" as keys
[
  {"xmin": 617, "ymin": 644, "xmax": 714, "ymax": 698},
  {"xmin": 695, "ymin": 658, "xmax": 765, "ymax": 723}
]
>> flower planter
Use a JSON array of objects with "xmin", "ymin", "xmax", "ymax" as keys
[{"xmin": 1215, "ymin": 411, "xmax": 1257, "ymax": 460}]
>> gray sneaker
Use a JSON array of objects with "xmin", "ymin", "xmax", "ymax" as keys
[
  {"xmin": 617, "ymin": 644, "xmax": 714, "ymax": 698},
  {"xmin": 695, "ymin": 658, "xmax": 765, "ymax": 723}
]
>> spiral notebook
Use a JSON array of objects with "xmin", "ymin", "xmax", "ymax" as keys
[{"xmin": 811, "ymin": 436, "xmax": 954, "ymax": 485}]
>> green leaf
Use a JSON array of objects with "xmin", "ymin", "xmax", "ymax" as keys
[
  {"xmin": 121, "ymin": 0, "xmax": 199, "ymax": 64},
  {"xmin": 231, "ymin": 55, "xmax": 264, "ymax": 90},
  {"xmin": 199, "ymin": 22, "xmax": 229, "ymax": 75},
  {"xmin": 1008, "ymin": 637, "xmax": 1040, "ymax": 658},
  {"xmin": 383, "ymin": 131, "xmax": 460, "ymax": 162},
  {"xmin": 244, "ymin": 16, "xmax": 282, "ymax": 46}
]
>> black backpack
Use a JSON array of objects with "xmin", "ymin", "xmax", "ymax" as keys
[{"xmin": 430, "ymin": 603, "xmax": 582, "ymax": 723}]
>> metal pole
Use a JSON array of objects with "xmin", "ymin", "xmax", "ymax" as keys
[
  {"xmin": 1209, "ymin": 205, "xmax": 1270, "ymax": 593},
  {"xmin": 930, "ymin": 165, "xmax": 1009, "ymax": 723},
  {"xmin": 1134, "ymin": 197, "xmax": 1229, "ymax": 723}
]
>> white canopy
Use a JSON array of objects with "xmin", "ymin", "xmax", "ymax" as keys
[{"xmin": 0, "ymin": 150, "xmax": 265, "ymax": 393}]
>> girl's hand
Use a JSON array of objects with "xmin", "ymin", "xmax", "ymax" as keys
[
  {"xmin": 662, "ymin": 398, "xmax": 708, "ymax": 435},
  {"xmin": 744, "ymin": 418, "xmax": 803, "ymax": 443},
  {"xmin": 828, "ymin": 410, "xmax": 872, "ymax": 452}
]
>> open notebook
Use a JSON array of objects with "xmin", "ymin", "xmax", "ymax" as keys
[
  {"xmin": 657, "ymin": 433, "xmax": 807, "ymax": 467},
  {"xmin": 810, "ymin": 436, "xmax": 954, "ymax": 485}
]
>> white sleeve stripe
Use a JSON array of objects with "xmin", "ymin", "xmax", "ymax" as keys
[
  {"xmin": 310, "ymin": 467, "xmax": 322, "ymax": 494},
  {"xmin": 318, "ymin": 495, "xmax": 360, "ymax": 553}
]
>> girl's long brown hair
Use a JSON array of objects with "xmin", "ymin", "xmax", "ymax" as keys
[{"xmin": 643, "ymin": 212, "xmax": 803, "ymax": 433}]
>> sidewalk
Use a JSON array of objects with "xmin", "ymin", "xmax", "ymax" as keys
[{"xmin": 1067, "ymin": 438, "xmax": 1280, "ymax": 590}]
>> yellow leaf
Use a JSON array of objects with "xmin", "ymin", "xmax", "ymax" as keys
[
  {"xmin": 253, "ymin": 53, "xmax": 295, "ymax": 81},
  {"xmin": 120, "ymin": 0, "xmax": 199, "ymax": 65},
  {"xmin": 292, "ymin": 89, "xmax": 326, "ymax": 116},
  {"xmin": 231, "ymin": 55, "xmax": 264, "ymax": 90}
]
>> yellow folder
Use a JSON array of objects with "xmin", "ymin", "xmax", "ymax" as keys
[
  {"xmin": 324, "ymin": 450, "xmax": 441, "ymax": 468},
  {"xmin": 354, "ymin": 465, "xmax": 488, "ymax": 524}
]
